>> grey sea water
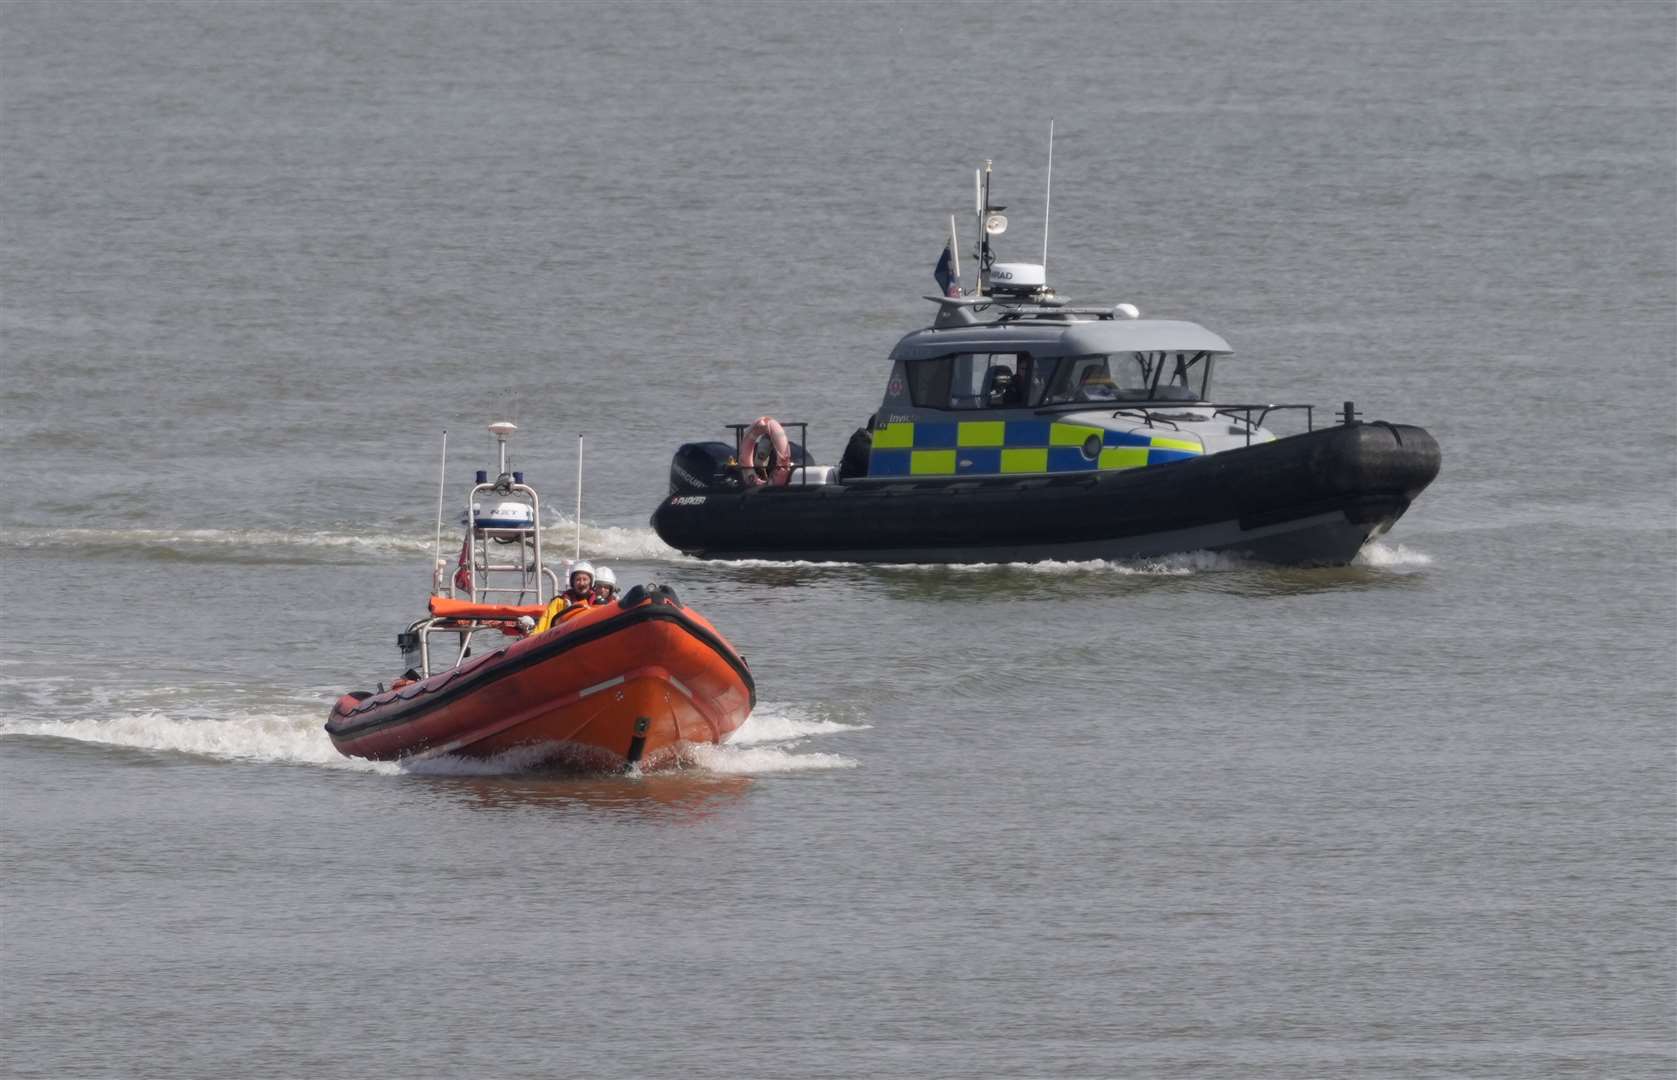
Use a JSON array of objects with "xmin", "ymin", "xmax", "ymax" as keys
[{"xmin": 2, "ymin": 2, "xmax": 1673, "ymax": 1077}]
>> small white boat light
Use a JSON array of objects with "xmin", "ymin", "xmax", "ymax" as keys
[{"xmin": 984, "ymin": 213, "xmax": 1008, "ymax": 235}]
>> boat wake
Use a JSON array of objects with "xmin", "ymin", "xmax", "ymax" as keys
[
  {"xmin": 0, "ymin": 692, "xmax": 395, "ymax": 772},
  {"xmin": 544, "ymin": 511, "xmax": 685, "ymax": 562},
  {"xmin": 0, "ymin": 525, "xmax": 432, "ymax": 564},
  {"xmin": 704, "ymin": 539, "xmax": 1432, "ymax": 576},
  {"xmin": 685, "ymin": 705, "xmax": 865, "ymax": 774},
  {"xmin": 0, "ymin": 517, "xmax": 681, "ymax": 566},
  {"xmin": 0, "ymin": 676, "xmax": 860, "ymax": 777},
  {"xmin": 0, "ymin": 520, "xmax": 1430, "ymax": 576},
  {"xmin": 1353, "ymin": 541, "xmax": 1434, "ymax": 569},
  {"xmin": 365, "ymin": 704, "xmax": 864, "ymax": 776}
]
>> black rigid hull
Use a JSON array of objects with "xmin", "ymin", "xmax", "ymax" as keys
[{"xmin": 651, "ymin": 422, "xmax": 1441, "ymax": 565}]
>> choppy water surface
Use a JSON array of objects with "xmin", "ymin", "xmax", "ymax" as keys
[{"xmin": 2, "ymin": 3, "xmax": 1673, "ymax": 1077}]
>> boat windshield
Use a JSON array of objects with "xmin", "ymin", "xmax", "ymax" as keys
[{"xmin": 1042, "ymin": 351, "xmax": 1214, "ymax": 404}]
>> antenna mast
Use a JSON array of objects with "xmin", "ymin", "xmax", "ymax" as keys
[
  {"xmin": 575, "ymin": 434, "xmax": 584, "ymax": 561},
  {"xmin": 1042, "ymin": 119, "xmax": 1054, "ymax": 272},
  {"xmin": 949, "ymin": 213, "xmax": 961, "ymax": 293},
  {"xmin": 980, "ymin": 160, "xmax": 993, "ymax": 294},
  {"xmin": 432, "ymin": 429, "xmax": 448, "ymax": 590}
]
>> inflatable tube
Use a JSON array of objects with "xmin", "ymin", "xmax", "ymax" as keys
[
  {"xmin": 651, "ymin": 422, "xmax": 1442, "ymax": 566},
  {"xmin": 326, "ymin": 596, "xmax": 756, "ymax": 766}
]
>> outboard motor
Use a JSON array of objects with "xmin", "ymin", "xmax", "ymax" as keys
[
  {"xmin": 396, "ymin": 619, "xmax": 428, "ymax": 678},
  {"xmin": 669, "ymin": 439, "xmax": 818, "ymax": 493},
  {"xmin": 669, "ymin": 442, "xmax": 739, "ymax": 494}
]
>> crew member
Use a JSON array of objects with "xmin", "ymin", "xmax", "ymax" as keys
[
  {"xmin": 1076, "ymin": 363, "xmax": 1119, "ymax": 402},
  {"xmin": 563, "ymin": 560, "xmax": 596, "ymax": 605},
  {"xmin": 593, "ymin": 566, "xmax": 618, "ymax": 605},
  {"xmin": 533, "ymin": 560, "xmax": 596, "ymax": 633},
  {"xmin": 532, "ymin": 596, "xmax": 568, "ymax": 634}
]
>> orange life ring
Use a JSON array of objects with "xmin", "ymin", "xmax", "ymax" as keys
[{"xmin": 740, "ymin": 415, "xmax": 792, "ymax": 487}]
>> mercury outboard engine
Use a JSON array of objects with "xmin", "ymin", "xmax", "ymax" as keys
[
  {"xmin": 668, "ymin": 439, "xmax": 818, "ymax": 493},
  {"xmin": 669, "ymin": 442, "xmax": 739, "ymax": 494}
]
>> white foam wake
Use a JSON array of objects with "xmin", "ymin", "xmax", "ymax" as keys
[
  {"xmin": 4, "ymin": 521, "xmax": 1426, "ymax": 577},
  {"xmin": 0, "ymin": 678, "xmax": 859, "ymax": 777},
  {"xmin": 687, "ymin": 702, "xmax": 867, "ymax": 774},
  {"xmin": 544, "ymin": 511, "xmax": 684, "ymax": 562},
  {"xmin": 0, "ymin": 705, "xmax": 397, "ymax": 773},
  {"xmin": 709, "ymin": 549, "xmax": 1257, "ymax": 576},
  {"xmin": 0, "ymin": 515, "xmax": 678, "ymax": 565},
  {"xmin": 901, "ymin": 550, "xmax": 1245, "ymax": 575},
  {"xmin": 726, "ymin": 704, "xmax": 871, "ymax": 747},
  {"xmin": 0, "ymin": 525, "xmax": 430, "ymax": 560},
  {"xmin": 705, "ymin": 541, "xmax": 1431, "ymax": 576},
  {"xmin": 685, "ymin": 743, "xmax": 858, "ymax": 775},
  {"xmin": 1354, "ymin": 540, "xmax": 1434, "ymax": 569}
]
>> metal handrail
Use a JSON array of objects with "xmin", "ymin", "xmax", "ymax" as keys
[
  {"xmin": 1027, "ymin": 399, "xmax": 1319, "ymax": 445},
  {"xmin": 1108, "ymin": 407, "xmax": 1182, "ymax": 432},
  {"xmin": 459, "ymin": 480, "xmax": 551, "ymax": 604},
  {"xmin": 1212, "ymin": 403, "xmax": 1316, "ymax": 446},
  {"xmin": 726, "ymin": 420, "xmax": 820, "ymax": 487},
  {"xmin": 407, "ymin": 615, "xmax": 528, "ymax": 679},
  {"xmin": 1031, "ymin": 397, "xmax": 1200, "ymax": 418}
]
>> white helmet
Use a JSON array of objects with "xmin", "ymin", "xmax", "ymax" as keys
[
  {"xmin": 595, "ymin": 566, "xmax": 617, "ymax": 590},
  {"xmin": 569, "ymin": 559, "xmax": 595, "ymax": 585}
]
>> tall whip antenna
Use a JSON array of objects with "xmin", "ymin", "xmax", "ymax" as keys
[
  {"xmin": 574, "ymin": 434, "xmax": 584, "ymax": 561},
  {"xmin": 432, "ymin": 429, "xmax": 448, "ymax": 565},
  {"xmin": 1042, "ymin": 119, "xmax": 1055, "ymax": 272},
  {"xmin": 980, "ymin": 160, "xmax": 993, "ymax": 295},
  {"xmin": 949, "ymin": 213, "xmax": 961, "ymax": 291}
]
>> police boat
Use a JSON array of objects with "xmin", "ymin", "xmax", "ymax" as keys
[{"xmin": 651, "ymin": 163, "xmax": 1440, "ymax": 566}]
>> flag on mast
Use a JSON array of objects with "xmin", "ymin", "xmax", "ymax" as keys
[
  {"xmin": 933, "ymin": 228, "xmax": 962, "ymax": 297},
  {"xmin": 452, "ymin": 536, "xmax": 473, "ymax": 595}
]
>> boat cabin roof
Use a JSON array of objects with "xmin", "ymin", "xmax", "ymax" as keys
[{"xmin": 889, "ymin": 316, "xmax": 1232, "ymax": 364}]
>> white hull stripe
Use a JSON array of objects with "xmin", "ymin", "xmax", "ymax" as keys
[{"xmin": 579, "ymin": 675, "xmax": 626, "ymax": 698}]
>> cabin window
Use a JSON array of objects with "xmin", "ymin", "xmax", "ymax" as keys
[
  {"xmin": 1042, "ymin": 352, "xmax": 1214, "ymax": 404},
  {"xmin": 905, "ymin": 357, "xmax": 952, "ymax": 408},
  {"xmin": 1153, "ymin": 351, "xmax": 1214, "ymax": 401},
  {"xmin": 1043, "ymin": 354, "xmax": 1153, "ymax": 403},
  {"xmin": 945, "ymin": 353, "xmax": 1042, "ymax": 409},
  {"xmin": 1023, "ymin": 357, "xmax": 1058, "ymax": 404}
]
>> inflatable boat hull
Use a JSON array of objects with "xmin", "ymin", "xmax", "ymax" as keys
[
  {"xmin": 651, "ymin": 422, "xmax": 1440, "ymax": 565},
  {"xmin": 326, "ymin": 592, "xmax": 754, "ymax": 769}
]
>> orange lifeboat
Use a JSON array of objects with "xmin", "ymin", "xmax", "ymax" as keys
[
  {"xmin": 326, "ymin": 584, "xmax": 753, "ymax": 769},
  {"xmin": 326, "ymin": 420, "xmax": 753, "ymax": 771}
]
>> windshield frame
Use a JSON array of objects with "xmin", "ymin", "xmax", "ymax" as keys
[{"xmin": 1041, "ymin": 350, "xmax": 1215, "ymax": 406}]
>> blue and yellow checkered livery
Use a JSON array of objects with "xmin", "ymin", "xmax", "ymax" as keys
[{"xmin": 868, "ymin": 420, "xmax": 1201, "ymax": 478}]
